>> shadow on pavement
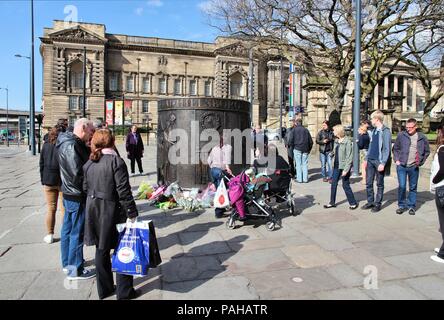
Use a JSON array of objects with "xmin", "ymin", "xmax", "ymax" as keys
[{"xmin": 137, "ymin": 235, "xmax": 248, "ymax": 295}]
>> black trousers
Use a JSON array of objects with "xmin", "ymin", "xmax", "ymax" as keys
[
  {"xmin": 95, "ymin": 248, "xmax": 134, "ymax": 300},
  {"xmin": 130, "ymin": 157, "xmax": 143, "ymax": 174},
  {"xmin": 288, "ymin": 155, "xmax": 296, "ymax": 177},
  {"xmin": 435, "ymin": 195, "xmax": 444, "ymax": 258}
]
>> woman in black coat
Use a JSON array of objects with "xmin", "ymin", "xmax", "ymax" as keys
[
  {"xmin": 39, "ymin": 124, "xmax": 65, "ymax": 244},
  {"xmin": 83, "ymin": 128, "xmax": 140, "ymax": 300},
  {"xmin": 125, "ymin": 125, "xmax": 144, "ymax": 175}
]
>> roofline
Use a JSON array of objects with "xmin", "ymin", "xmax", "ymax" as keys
[
  {"xmin": 52, "ymin": 19, "xmax": 106, "ymax": 27},
  {"xmin": 107, "ymin": 32, "xmax": 215, "ymax": 45}
]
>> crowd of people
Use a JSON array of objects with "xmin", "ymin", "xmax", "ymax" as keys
[
  {"xmin": 39, "ymin": 118, "xmax": 143, "ymax": 299},
  {"xmin": 37, "ymin": 109, "xmax": 444, "ymax": 300}
]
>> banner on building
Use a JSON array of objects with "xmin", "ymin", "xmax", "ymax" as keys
[
  {"xmin": 124, "ymin": 100, "xmax": 132, "ymax": 125},
  {"xmin": 115, "ymin": 101, "xmax": 123, "ymax": 125},
  {"xmin": 105, "ymin": 100, "xmax": 114, "ymax": 125}
]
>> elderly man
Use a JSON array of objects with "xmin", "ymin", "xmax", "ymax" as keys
[{"xmin": 56, "ymin": 118, "xmax": 96, "ymax": 280}]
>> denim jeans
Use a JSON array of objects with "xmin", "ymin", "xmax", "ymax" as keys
[
  {"xmin": 210, "ymin": 167, "xmax": 223, "ymax": 188},
  {"xmin": 397, "ymin": 165, "xmax": 419, "ymax": 209},
  {"xmin": 329, "ymin": 168, "xmax": 357, "ymax": 206},
  {"xmin": 61, "ymin": 199, "xmax": 86, "ymax": 276},
  {"xmin": 320, "ymin": 152, "xmax": 332, "ymax": 179},
  {"xmin": 210, "ymin": 167, "xmax": 225, "ymax": 217},
  {"xmin": 293, "ymin": 149, "xmax": 309, "ymax": 183},
  {"xmin": 366, "ymin": 158, "xmax": 385, "ymax": 206}
]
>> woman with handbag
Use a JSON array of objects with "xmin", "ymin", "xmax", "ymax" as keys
[
  {"xmin": 430, "ymin": 124, "xmax": 444, "ymax": 264},
  {"xmin": 83, "ymin": 129, "xmax": 141, "ymax": 299}
]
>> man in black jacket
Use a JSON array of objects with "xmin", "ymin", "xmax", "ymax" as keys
[
  {"xmin": 288, "ymin": 119, "xmax": 313, "ymax": 183},
  {"xmin": 56, "ymin": 118, "xmax": 96, "ymax": 280},
  {"xmin": 316, "ymin": 120, "xmax": 334, "ymax": 182}
]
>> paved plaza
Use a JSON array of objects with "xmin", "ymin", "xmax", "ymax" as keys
[{"xmin": 1, "ymin": 141, "xmax": 444, "ymax": 300}]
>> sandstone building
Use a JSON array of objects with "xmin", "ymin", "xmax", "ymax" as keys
[{"xmin": 40, "ymin": 20, "xmax": 443, "ymax": 137}]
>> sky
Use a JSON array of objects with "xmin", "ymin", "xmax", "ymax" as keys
[{"xmin": 0, "ymin": 0, "xmax": 217, "ymax": 111}]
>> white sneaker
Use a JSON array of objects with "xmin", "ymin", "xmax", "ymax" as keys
[
  {"xmin": 430, "ymin": 255, "xmax": 444, "ymax": 264},
  {"xmin": 435, "ymin": 248, "xmax": 440, "ymax": 254},
  {"xmin": 66, "ymin": 269, "xmax": 96, "ymax": 280},
  {"xmin": 43, "ymin": 234, "xmax": 54, "ymax": 244}
]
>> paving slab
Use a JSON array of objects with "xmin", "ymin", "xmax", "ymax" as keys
[
  {"xmin": 0, "ymin": 271, "xmax": 40, "ymax": 299},
  {"xmin": 298, "ymin": 227, "xmax": 355, "ymax": 251},
  {"xmin": 404, "ymin": 276, "xmax": 444, "ymax": 300},
  {"xmin": 335, "ymin": 248, "xmax": 410, "ymax": 281},
  {"xmin": 280, "ymin": 244, "xmax": 342, "ymax": 268},
  {"xmin": 384, "ymin": 252, "xmax": 444, "ymax": 277},
  {"xmin": 354, "ymin": 238, "xmax": 431, "ymax": 258},
  {"xmin": 162, "ymin": 276, "xmax": 260, "ymax": 300},
  {"xmin": 219, "ymin": 248, "xmax": 295, "ymax": 275},
  {"xmin": 324, "ymin": 263, "xmax": 367, "ymax": 288},
  {"xmin": 21, "ymin": 270, "xmax": 95, "ymax": 300},
  {"xmin": 245, "ymin": 267, "xmax": 343, "ymax": 299},
  {"xmin": 364, "ymin": 281, "xmax": 427, "ymax": 300}
]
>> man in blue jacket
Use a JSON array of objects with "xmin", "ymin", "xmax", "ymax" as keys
[
  {"xmin": 393, "ymin": 118, "xmax": 430, "ymax": 215},
  {"xmin": 362, "ymin": 110, "xmax": 392, "ymax": 213}
]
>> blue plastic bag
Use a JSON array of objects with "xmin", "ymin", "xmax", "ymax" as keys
[{"xmin": 111, "ymin": 220, "xmax": 150, "ymax": 276}]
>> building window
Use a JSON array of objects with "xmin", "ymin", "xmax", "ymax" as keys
[
  {"xmin": 70, "ymin": 72, "xmax": 83, "ymax": 89},
  {"xmin": 417, "ymin": 96, "xmax": 425, "ymax": 112},
  {"xmin": 189, "ymin": 80, "xmax": 197, "ymax": 96},
  {"xmin": 204, "ymin": 80, "xmax": 212, "ymax": 97},
  {"xmin": 143, "ymin": 78, "xmax": 150, "ymax": 93},
  {"xmin": 230, "ymin": 72, "xmax": 243, "ymax": 98},
  {"xmin": 79, "ymin": 97, "xmax": 88, "ymax": 110},
  {"xmin": 109, "ymin": 73, "xmax": 119, "ymax": 91},
  {"xmin": 159, "ymin": 78, "xmax": 166, "ymax": 94},
  {"xmin": 126, "ymin": 76, "xmax": 134, "ymax": 92},
  {"xmin": 174, "ymin": 79, "xmax": 181, "ymax": 95},
  {"xmin": 142, "ymin": 100, "xmax": 149, "ymax": 113},
  {"xmin": 69, "ymin": 96, "xmax": 78, "ymax": 110}
]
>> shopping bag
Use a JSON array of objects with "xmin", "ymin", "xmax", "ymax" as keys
[
  {"xmin": 214, "ymin": 180, "xmax": 229, "ymax": 208},
  {"xmin": 111, "ymin": 219, "xmax": 161, "ymax": 276}
]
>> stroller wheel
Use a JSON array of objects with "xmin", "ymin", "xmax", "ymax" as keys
[
  {"xmin": 266, "ymin": 221, "xmax": 276, "ymax": 231},
  {"xmin": 226, "ymin": 217, "xmax": 236, "ymax": 230}
]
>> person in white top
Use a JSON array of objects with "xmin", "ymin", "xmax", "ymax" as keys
[{"xmin": 207, "ymin": 136, "xmax": 233, "ymax": 218}]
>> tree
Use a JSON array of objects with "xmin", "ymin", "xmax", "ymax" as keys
[{"xmin": 203, "ymin": 0, "xmax": 443, "ymax": 115}]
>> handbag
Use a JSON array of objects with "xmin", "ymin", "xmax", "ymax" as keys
[
  {"xmin": 112, "ymin": 219, "xmax": 161, "ymax": 276},
  {"xmin": 214, "ymin": 179, "xmax": 229, "ymax": 208}
]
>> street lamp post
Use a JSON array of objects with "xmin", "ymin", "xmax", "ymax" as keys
[
  {"xmin": 15, "ymin": 54, "xmax": 31, "ymax": 150},
  {"xmin": 352, "ymin": 0, "xmax": 362, "ymax": 177},
  {"xmin": 0, "ymin": 87, "xmax": 9, "ymax": 147},
  {"xmin": 30, "ymin": 0, "xmax": 36, "ymax": 155}
]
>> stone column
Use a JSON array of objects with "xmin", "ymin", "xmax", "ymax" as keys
[
  {"xmin": 373, "ymin": 83, "xmax": 379, "ymax": 110},
  {"xmin": 383, "ymin": 76, "xmax": 389, "ymax": 109},
  {"xmin": 412, "ymin": 78, "xmax": 417, "ymax": 112},
  {"xmin": 393, "ymin": 75, "xmax": 398, "ymax": 93},
  {"xmin": 402, "ymin": 76, "xmax": 408, "ymax": 111}
]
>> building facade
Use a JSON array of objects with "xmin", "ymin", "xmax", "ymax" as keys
[{"xmin": 40, "ymin": 20, "xmax": 443, "ymax": 137}]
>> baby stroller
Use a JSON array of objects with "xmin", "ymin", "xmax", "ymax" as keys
[{"xmin": 223, "ymin": 167, "xmax": 295, "ymax": 231}]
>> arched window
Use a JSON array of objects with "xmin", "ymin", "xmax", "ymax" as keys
[
  {"xmin": 69, "ymin": 60, "xmax": 89, "ymax": 89},
  {"xmin": 230, "ymin": 72, "xmax": 244, "ymax": 98}
]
